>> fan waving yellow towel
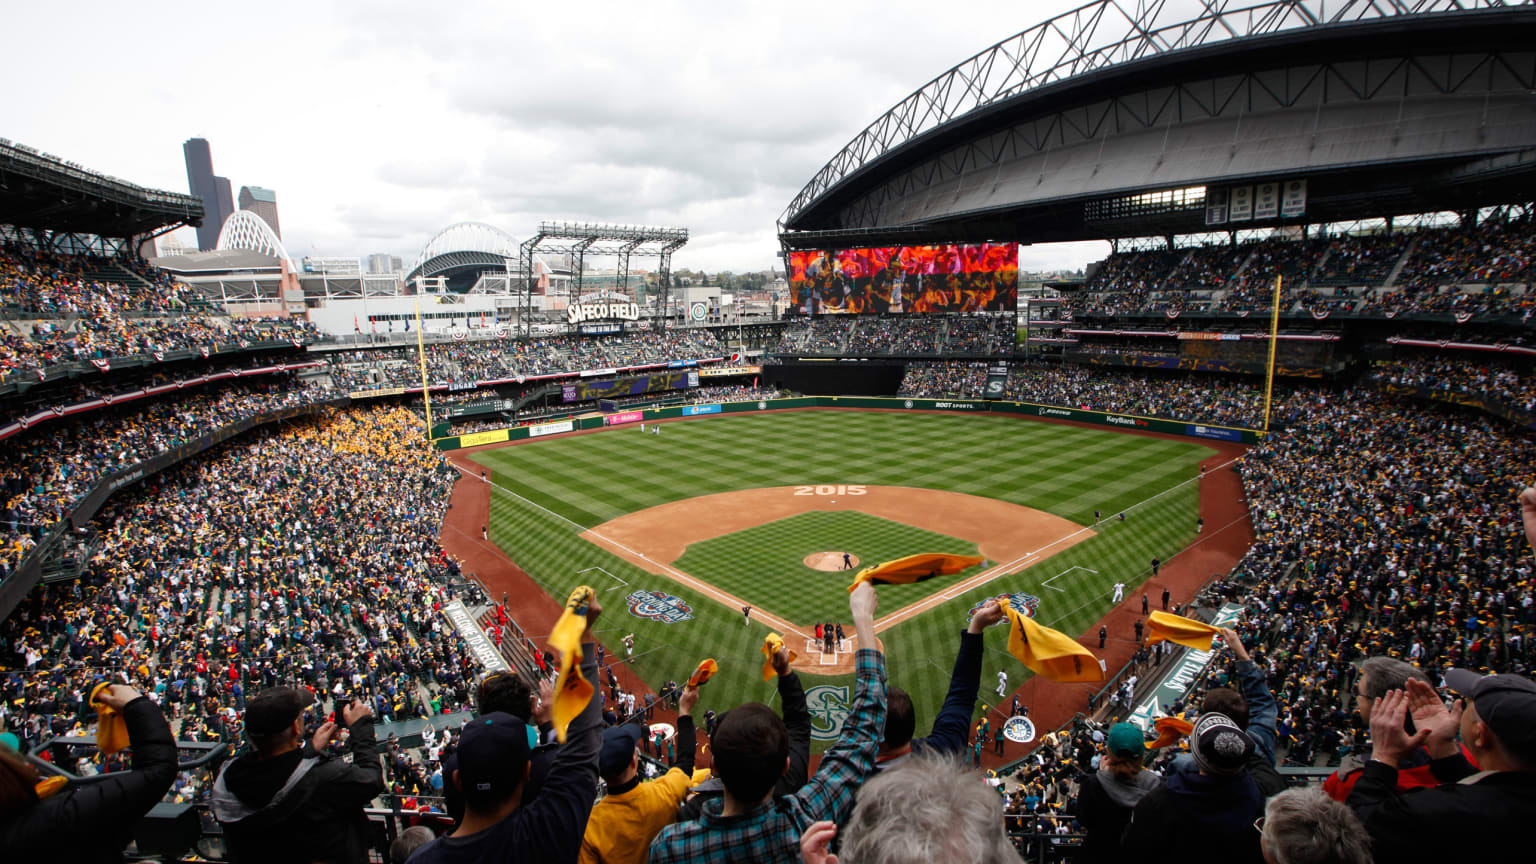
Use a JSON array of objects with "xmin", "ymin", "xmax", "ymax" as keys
[
  {"xmin": 1145, "ymin": 610, "xmax": 1221, "ymax": 651},
  {"xmin": 1001, "ymin": 599, "xmax": 1105, "ymax": 683},
  {"xmin": 1147, "ymin": 716, "xmax": 1195, "ymax": 749},
  {"xmin": 548, "ymin": 585, "xmax": 596, "ymax": 743},
  {"xmin": 847, "ymin": 553, "xmax": 985, "ymax": 592},
  {"xmin": 89, "ymin": 681, "xmax": 131, "ymax": 755},
  {"xmin": 688, "ymin": 658, "xmax": 719, "ymax": 688},
  {"xmin": 761, "ymin": 633, "xmax": 798, "ymax": 681}
]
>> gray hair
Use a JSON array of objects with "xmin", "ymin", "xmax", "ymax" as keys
[
  {"xmin": 1358, "ymin": 657, "xmax": 1431, "ymax": 700},
  {"xmin": 1261, "ymin": 788, "xmax": 1373, "ymax": 864},
  {"xmin": 839, "ymin": 752, "xmax": 1020, "ymax": 864},
  {"xmin": 389, "ymin": 826, "xmax": 436, "ymax": 864}
]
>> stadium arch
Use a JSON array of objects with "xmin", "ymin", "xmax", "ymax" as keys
[
  {"xmin": 216, "ymin": 209, "xmax": 294, "ymax": 268},
  {"xmin": 406, "ymin": 221, "xmax": 523, "ymax": 292},
  {"xmin": 779, "ymin": 0, "xmax": 1536, "ymax": 247}
]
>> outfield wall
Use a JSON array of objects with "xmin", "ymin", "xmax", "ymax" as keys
[{"xmin": 433, "ymin": 396, "xmax": 1262, "ymax": 450}]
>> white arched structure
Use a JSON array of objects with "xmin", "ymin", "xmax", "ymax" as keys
[
  {"xmin": 406, "ymin": 221, "xmax": 523, "ymax": 283},
  {"xmin": 215, "ymin": 210, "xmax": 293, "ymax": 268}
]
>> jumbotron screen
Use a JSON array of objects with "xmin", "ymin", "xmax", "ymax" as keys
[{"xmin": 788, "ymin": 243, "xmax": 1017, "ymax": 315}]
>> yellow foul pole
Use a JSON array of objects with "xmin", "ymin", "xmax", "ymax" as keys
[
  {"xmin": 413, "ymin": 297, "xmax": 435, "ymax": 441},
  {"xmin": 1261, "ymin": 274, "xmax": 1282, "ymax": 433}
]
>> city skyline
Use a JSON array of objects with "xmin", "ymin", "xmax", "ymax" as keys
[{"xmin": 3, "ymin": 0, "xmax": 1112, "ymax": 272}]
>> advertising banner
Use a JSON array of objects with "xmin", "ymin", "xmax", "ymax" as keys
[
  {"xmin": 442, "ymin": 601, "xmax": 511, "ymax": 673},
  {"xmin": 529, "ymin": 420, "xmax": 575, "ymax": 437},
  {"xmin": 789, "ymin": 243, "xmax": 1017, "ymax": 315},
  {"xmin": 603, "ymin": 411, "xmax": 645, "ymax": 426},
  {"xmin": 458, "ymin": 428, "xmax": 511, "ymax": 447},
  {"xmin": 1186, "ymin": 424, "xmax": 1245, "ymax": 442},
  {"xmin": 682, "ymin": 404, "xmax": 721, "ymax": 416},
  {"xmin": 699, "ymin": 365, "xmax": 763, "ymax": 377}
]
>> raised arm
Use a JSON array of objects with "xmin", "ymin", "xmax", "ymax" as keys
[
  {"xmin": 922, "ymin": 599, "xmax": 1002, "ymax": 754},
  {"xmin": 790, "ymin": 582, "xmax": 886, "ymax": 825},
  {"xmin": 775, "ymin": 646, "xmax": 811, "ymax": 795}
]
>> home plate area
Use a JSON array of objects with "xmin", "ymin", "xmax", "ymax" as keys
[{"xmin": 579, "ymin": 485, "xmax": 1091, "ymax": 674}]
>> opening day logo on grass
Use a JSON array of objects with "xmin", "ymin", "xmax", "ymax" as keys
[
  {"xmin": 805, "ymin": 684, "xmax": 852, "ymax": 741},
  {"xmin": 969, "ymin": 592, "xmax": 1041, "ymax": 624},
  {"xmin": 625, "ymin": 590, "xmax": 695, "ymax": 623}
]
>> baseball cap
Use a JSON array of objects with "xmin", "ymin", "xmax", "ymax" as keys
[
  {"xmin": 599, "ymin": 724, "xmax": 644, "ymax": 778},
  {"xmin": 245, "ymin": 686, "xmax": 315, "ymax": 738},
  {"xmin": 1191, "ymin": 712, "xmax": 1252, "ymax": 777},
  {"xmin": 1443, "ymin": 669, "xmax": 1536, "ymax": 756},
  {"xmin": 456, "ymin": 712, "xmax": 532, "ymax": 804},
  {"xmin": 1106, "ymin": 722, "xmax": 1145, "ymax": 757}
]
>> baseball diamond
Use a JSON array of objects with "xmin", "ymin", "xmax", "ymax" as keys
[{"xmin": 456, "ymin": 408, "xmax": 1240, "ymax": 742}]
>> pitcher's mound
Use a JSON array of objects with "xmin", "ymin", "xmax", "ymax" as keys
[{"xmin": 804, "ymin": 551, "xmax": 857, "ymax": 571}]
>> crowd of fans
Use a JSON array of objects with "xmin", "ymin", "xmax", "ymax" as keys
[
  {"xmin": 775, "ymin": 316, "xmax": 1014, "ymax": 356},
  {"xmin": 1366, "ymin": 355, "xmax": 1536, "ymax": 415},
  {"xmin": 1071, "ymin": 218, "xmax": 1536, "ymax": 318},
  {"xmin": 1, "ymin": 248, "xmax": 319, "ymax": 382},
  {"xmin": 327, "ymin": 330, "xmax": 724, "ymax": 392},
  {"xmin": 899, "ymin": 360, "xmax": 1268, "ymax": 427},
  {"xmin": 1, "ymin": 378, "xmax": 335, "ymax": 581}
]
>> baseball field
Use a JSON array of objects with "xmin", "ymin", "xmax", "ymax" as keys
[{"xmin": 462, "ymin": 408, "xmax": 1224, "ymax": 745}]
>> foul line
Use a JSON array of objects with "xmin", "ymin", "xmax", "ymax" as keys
[
  {"xmin": 874, "ymin": 455, "xmax": 1246, "ymax": 633},
  {"xmin": 451, "ymin": 463, "xmax": 810, "ymax": 640}
]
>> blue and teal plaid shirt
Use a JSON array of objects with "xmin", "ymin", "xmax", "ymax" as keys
[{"xmin": 649, "ymin": 648, "xmax": 887, "ymax": 864}]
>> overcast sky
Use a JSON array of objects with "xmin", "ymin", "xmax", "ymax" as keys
[{"xmin": 3, "ymin": 0, "xmax": 1134, "ymax": 273}]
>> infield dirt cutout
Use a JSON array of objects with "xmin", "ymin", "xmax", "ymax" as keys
[
  {"xmin": 804, "ymin": 551, "xmax": 857, "ymax": 571},
  {"xmin": 579, "ymin": 485, "xmax": 1092, "ymax": 675}
]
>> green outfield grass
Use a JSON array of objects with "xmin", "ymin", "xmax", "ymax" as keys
[
  {"xmin": 672, "ymin": 510, "xmax": 982, "ymax": 624},
  {"xmin": 471, "ymin": 409, "xmax": 1213, "ymax": 741}
]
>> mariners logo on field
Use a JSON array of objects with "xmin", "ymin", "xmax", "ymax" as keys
[
  {"xmin": 758, "ymin": 401, "xmax": 767, "ymax": 410},
  {"xmin": 969, "ymin": 592, "xmax": 1041, "ymax": 625},
  {"xmin": 805, "ymin": 685, "xmax": 852, "ymax": 741},
  {"xmin": 625, "ymin": 590, "xmax": 694, "ymax": 623},
  {"xmin": 903, "ymin": 399, "xmax": 914, "ymax": 408},
  {"xmin": 1003, "ymin": 716, "xmax": 1036, "ymax": 743}
]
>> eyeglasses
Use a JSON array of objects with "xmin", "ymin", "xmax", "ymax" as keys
[{"xmin": 1253, "ymin": 816, "xmax": 1266, "ymax": 834}]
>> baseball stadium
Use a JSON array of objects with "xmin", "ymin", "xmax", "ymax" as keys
[{"xmin": 3, "ymin": 1, "xmax": 1536, "ymax": 861}]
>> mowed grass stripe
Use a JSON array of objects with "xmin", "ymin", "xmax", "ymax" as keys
[
  {"xmin": 674, "ymin": 511, "xmax": 982, "ymax": 625},
  {"xmin": 473, "ymin": 410, "xmax": 1213, "ymax": 741}
]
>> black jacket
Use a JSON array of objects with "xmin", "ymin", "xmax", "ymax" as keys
[
  {"xmin": 211, "ymin": 716, "xmax": 385, "ymax": 864},
  {"xmin": 1348, "ymin": 755, "xmax": 1536, "ymax": 864},
  {"xmin": 676, "ymin": 670, "xmax": 809, "ymax": 821},
  {"xmin": 0, "ymin": 695, "xmax": 177, "ymax": 863},
  {"xmin": 1076, "ymin": 768, "xmax": 1161, "ymax": 864},
  {"xmin": 407, "ymin": 642, "xmax": 604, "ymax": 864},
  {"xmin": 1121, "ymin": 759, "xmax": 1264, "ymax": 864}
]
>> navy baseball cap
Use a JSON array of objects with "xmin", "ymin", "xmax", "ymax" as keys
[
  {"xmin": 599, "ymin": 724, "xmax": 644, "ymax": 779},
  {"xmin": 1444, "ymin": 669, "xmax": 1536, "ymax": 755},
  {"xmin": 455, "ymin": 712, "xmax": 532, "ymax": 804},
  {"xmin": 244, "ymin": 686, "xmax": 315, "ymax": 738}
]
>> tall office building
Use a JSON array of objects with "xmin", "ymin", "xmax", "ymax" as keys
[
  {"xmin": 238, "ymin": 186, "xmax": 281, "ymax": 239},
  {"xmin": 366, "ymin": 253, "xmax": 403, "ymax": 274},
  {"xmin": 183, "ymin": 138, "xmax": 235, "ymax": 250}
]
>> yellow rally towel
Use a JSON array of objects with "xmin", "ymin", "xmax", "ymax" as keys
[
  {"xmin": 761, "ymin": 633, "xmax": 798, "ymax": 681},
  {"xmin": 847, "ymin": 553, "xmax": 985, "ymax": 593},
  {"xmin": 690, "ymin": 768, "xmax": 712, "ymax": 786},
  {"xmin": 89, "ymin": 682, "xmax": 130, "ymax": 755},
  {"xmin": 1002, "ymin": 599, "xmax": 1105, "ymax": 683},
  {"xmin": 688, "ymin": 658, "xmax": 718, "ymax": 688},
  {"xmin": 548, "ymin": 585, "xmax": 596, "ymax": 743},
  {"xmin": 1145, "ymin": 611, "xmax": 1221, "ymax": 651},
  {"xmin": 34, "ymin": 775, "xmax": 68, "ymax": 799},
  {"xmin": 1147, "ymin": 716, "xmax": 1194, "ymax": 749}
]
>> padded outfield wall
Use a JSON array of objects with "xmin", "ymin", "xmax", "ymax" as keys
[{"xmin": 432, "ymin": 396, "xmax": 1260, "ymax": 451}]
